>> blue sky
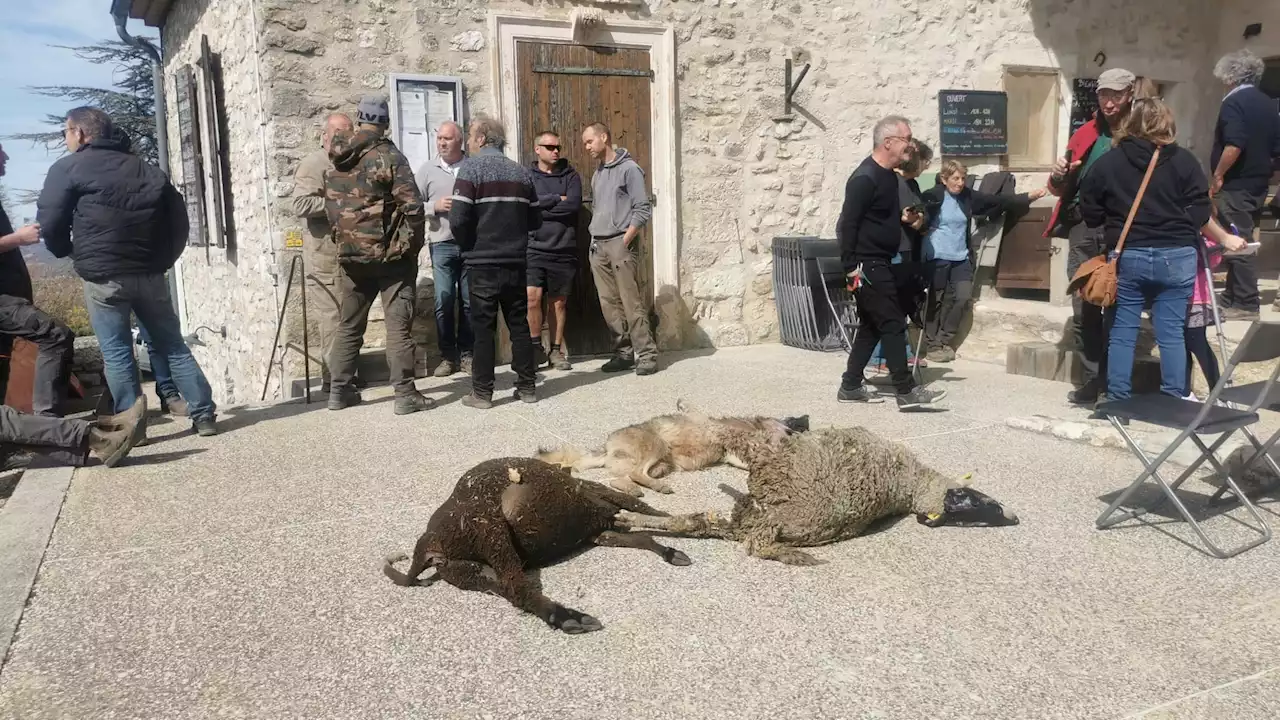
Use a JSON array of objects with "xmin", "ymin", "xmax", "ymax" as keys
[{"xmin": 0, "ymin": 0, "xmax": 157, "ymax": 224}]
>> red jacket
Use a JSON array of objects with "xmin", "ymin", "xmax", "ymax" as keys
[{"xmin": 1043, "ymin": 115, "xmax": 1103, "ymax": 238}]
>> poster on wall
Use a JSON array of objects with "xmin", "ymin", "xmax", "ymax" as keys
[
  {"xmin": 1070, "ymin": 78, "xmax": 1099, "ymax": 137},
  {"xmin": 938, "ymin": 90, "xmax": 1008, "ymax": 156},
  {"xmin": 388, "ymin": 73, "xmax": 465, "ymax": 176}
]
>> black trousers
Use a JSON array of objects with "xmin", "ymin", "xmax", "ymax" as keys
[
  {"xmin": 924, "ymin": 258, "xmax": 975, "ymax": 350},
  {"xmin": 1216, "ymin": 188, "xmax": 1264, "ymax": 311},
  {"xmin": 0, "ymin": 295, "xmax": 75, "ymax": 417},
  {"xmin": 1065, "ymin": 224, "xmax": 1110, "ymax": 391},
  {"xmin": 469, "ymin": 265, "xmax": 536, "ymax": 398},
  {"xmin": 0, "ymin": 405, "xmax": 89, "ymax": 466},
  {"xmin": 843, "ymin": 259, "xmax": 919, "ymax": 394}
]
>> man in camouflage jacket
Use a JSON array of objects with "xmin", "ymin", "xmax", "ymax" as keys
[{"xmin": 322, "ymin": 94, "xmax": 432, "ymax": 415}]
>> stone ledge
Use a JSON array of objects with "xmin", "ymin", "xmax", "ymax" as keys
[
  {"xmin": 1005, "ymin": 414, "xmax": 1243, "ymax": 471},
  {"xmin": 1005, "ymin": 341, "xmax": 1162, "ymax": 393}
]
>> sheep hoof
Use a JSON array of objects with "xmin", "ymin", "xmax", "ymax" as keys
[
  {"xmin": 550, "ymin": 606, "xmax": 604, "ymax": 634},
  {"xmin": 663, "ymin": 547, "xmax": 692, "ymax": 566}
]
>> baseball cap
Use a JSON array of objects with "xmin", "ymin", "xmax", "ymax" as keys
[
  {"xmin": 1097, "ymin": 68, "xmax": 1136, "ymax": 92},
  {"xmin": 356, "ymin": 94, "xmax": 390, "ymax": 125}
]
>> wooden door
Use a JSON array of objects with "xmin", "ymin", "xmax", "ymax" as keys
[
  {"xmin": 995, "ymin": 206, "xmax": 1054, "ymax": 291},
  {"xmin": 516, "ymin": 41, "xmax": 655, "ymax": 358}
]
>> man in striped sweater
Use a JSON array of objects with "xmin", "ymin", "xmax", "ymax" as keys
[{"xmin": 448, "ymin": 114, "xmax": 543, "ymax": 408}]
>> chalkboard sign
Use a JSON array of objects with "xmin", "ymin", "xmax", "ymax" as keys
[
  {"xmin": 1070, "ymin": 78, "xmax": 1098, "ymax": 136},
  {"xmin": 938, "ymin": 90, "xmax": 1008, "ymax": 156}
]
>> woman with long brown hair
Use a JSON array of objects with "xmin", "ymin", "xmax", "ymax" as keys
[{"xmin": 1079, "ymin": 98, "xmax": 1212, "ymax": 401}]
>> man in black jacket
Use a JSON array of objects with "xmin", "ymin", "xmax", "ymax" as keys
[
  {"xmin": 36, "ymin": 107, "xmax": 219, "ymax": 437},
  {"xmin": 1209, "ymin": 50, "xmax": 1280, "ymax": 319},
  {"xmin": 525, "ymin": 131, "xmax": 582, "ymax": 371},
  {"xmin": 836, "ymin": 115, "xmax": 945, "ymax": 411},
  {"xmin": 0, "ymin": 143, "xmax": 75, "ymax": 418}
]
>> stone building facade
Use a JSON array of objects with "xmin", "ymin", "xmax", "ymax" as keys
[{"xmin": 125, "ymin": 0, "xmax": 1272, "ymax": 407}]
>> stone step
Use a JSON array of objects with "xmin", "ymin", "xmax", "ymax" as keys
[{"xmin": 1005, "ymin": 340, "xmax": 1162, "ymax": 394}]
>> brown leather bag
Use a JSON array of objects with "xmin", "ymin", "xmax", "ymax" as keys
[{"xmin": 1068, "ymin": 146, "xmax": 1161, "ymax": 307}]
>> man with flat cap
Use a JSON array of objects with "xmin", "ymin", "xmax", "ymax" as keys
[{"xmin": 323, "ymin": 94, "xmax": 432, "ymax": 415}]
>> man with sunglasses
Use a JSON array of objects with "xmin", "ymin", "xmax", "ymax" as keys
[
  {"xmin": 526, "ymin": 131, "xmax": 582, "ymax": 370},
  {"xmin": 1044, "ymin": 67, "xmax": 1137, "ymax": 410}
]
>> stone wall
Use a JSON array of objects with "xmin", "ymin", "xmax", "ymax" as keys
[
  {"xmin": 161, "ymin": 0, "xmax": 286, "ymax": 407},
  {"xmin": 162, "ymin": 0, "xmax": 1232, "ymax": 400}
]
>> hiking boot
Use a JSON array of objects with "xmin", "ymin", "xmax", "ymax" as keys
[
  {"xmin": 635, "ymin": 360, "xmax": 658, "ymax": 376},
  {"xmin": 601, "ymin": 355, "xmax": 635, "ymax": 373},
  {"xmin": 433, "ymin": 360, "xmax": 458, "ymax": 377},
  {"xmin": 192, "ymin": 417, "xmax": 218, "ymax": 437},
  {"xmin": 1067, "ymin": 384, "xmax": 1100, "ymax": 406},
  {"xmin": 352, "ymin": 373, "xmax": 368, "ymax": 390},
  {"xmin": 925, "ymin": 346, "xmax": 955, "ymax": 363},
  {"xmin": 160, "ymin": 395, "xmax": 188, "ymax": 417},
  {"xmin": 328, "ymin": 387, "xmax": 362, "ymax": 411},
  {"xmin": 1222, "ymin": 307, "xmax": 1260, "ymax": 322},
  {"xmin": 531, "ymin": 343, "xmax": 549, "ymax": 368},
  {"xmin": 896, "ymin": 386, "xmax": 947, "ymax": 410},
  {"xmin": 87, "ymin": 426, "xmax": 137, "ymax": 468},
  {"xmin": 394, "ymin": 390, "xmax": 436, "ymax": 415},
  {"xmin": 549, "ymin": 347, "xmax": 572, "ymax": 371},
  {"xmin": 461, "ymin": 393, "xmax": 493, "ymax": 410},
  {"xmin": 459, "ymin": 354, "xmax": 473, "ymax": 376},
  {"xmin": 513, "ymin": 387, "xmax": 538, "ymax": 404},
  {"xmin": 837, "ymin": 385, "xmax": 884, "ymax": 403}
]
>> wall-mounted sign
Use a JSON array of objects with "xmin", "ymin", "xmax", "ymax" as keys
[
  {"xmin": 1070, "ymin": 78, "xmax": 1099, "ymax": 137},
  {"xmin": 284, "ymin": 229, "xmax": 303, "ymax": 249},
  {"xmin": 388, "ymin": 73, "xmax": 465, "ymax": 178},
  {"xmin": 938, "ymin": 90, "xmax": 1008, "ymax": 156}
]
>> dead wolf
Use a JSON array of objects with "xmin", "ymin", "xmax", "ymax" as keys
[
  {"xmin": 615, "ymin": 426, "xmax": 1019, "ymax": 566},
  {"xmin": 537, "ymin": 399, "xmax": 810, "ymax": 496},
  {"xmin": 383, "ymin": 457, "xmax": 690, "ymax": 634}
]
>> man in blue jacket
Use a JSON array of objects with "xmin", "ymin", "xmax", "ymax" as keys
[
  {"xmin": 1209, "ymin": 49, "xmax": 1280, "ymax": 320},
  {"xmin": 525, "ymin": 131, "xmax": 582, "ymax": 371}
]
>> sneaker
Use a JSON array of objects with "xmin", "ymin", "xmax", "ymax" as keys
[
  {"xmin": 513, "ymin": 387, "xmax": 538, "ymax": 404},
  {"xmin": 1222, "ymin": 307, "xmax": 1260, "ymax": 321},
  {"xmin": 896, "ymin": 386, "xmax": 947, "ymax": 410},
  {"xmin": 531, "ymin": 343, "xmax": 548, "ymax": 368},
  {"xmin": 925, "ymin": 347, "xmax": 955, "ymax": 363},
  {"xmin": 549, "ymin": 347, "xmax": 572, "ymax": 371},
  {"xmin": 635, "ymin": 360, "xmax": 658, "ymax": 376},
  {"xmin": 461, "ymin": 393, "xmax": 493, "ymax": 410},
  {"xmin": 906, "ymin": 356, "xmax": 929, "ymax": 369},
  {"xmin": 601, "ymin": 355, "xmax": 635, "ymax": 373},
  {"xmin": 433, "ymin": 360, "xmax": 458, "ymax": 378},
  {"xmin": 837, "ymin": 385, "xmax": 884, "ymax": 403},
  {"xmin": 394, "ymin": 390, "xmax": 436, "ymax": 415},
  {"xmin": 459, "ymin": 354, "xmax": 473, "ymax": 376},
  {"xmin": 160, "ymin": 395, "xmax": 189, "ymax": 417},
  {"xmin": 192, "ymin": 417, "xmax": 218, "ymax": 437},
  {"xmin": 328, "ymin": 387, "xmax": 362, "ymax": 411}
]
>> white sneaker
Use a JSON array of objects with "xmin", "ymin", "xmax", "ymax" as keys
[{"xmin": 1182, "ymin": 392, "xmax": 1199, "ymax": 402}]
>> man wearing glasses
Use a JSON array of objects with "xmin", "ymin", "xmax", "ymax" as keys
[
  {"xmin": 1044, "ymin": 67, "xmax": 1136, "ymax": 410},
  {"xmin": 836, "ymin": 115, "xmax": 946, "ymax": 410},
  {"xmin": 525, "ymin": 131, "xmax": 582, "ymax": 370}
]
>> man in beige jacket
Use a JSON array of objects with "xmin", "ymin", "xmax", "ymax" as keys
[{"xmin": 292, "ymin": 112, "xmax": 358, "ymax": 392}]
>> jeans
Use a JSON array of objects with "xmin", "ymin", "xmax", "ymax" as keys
[
  {"xmin": 1215, "ymin": 188, "xmax": 1264, "ymax": 311},
  {"xmin": 430, "ymin": 242, "xmax": 473, "ymax": 363},
  {"xmin": 1107, "ymin": 246, "xmax": 1196, "ymax": 401},
  {"xmin": 135, "ymin": 320, "xmax": 179, "ymax": 401},
  {"xmin": 0, "ymin": 295, "xmax": 74, "ymax": 417},
  {"xmin": 468, "ymin": 265, "xmax": 536, "ymax": 398},
  {"xmin": 83, "ymin": 274, "xmax": 216, "ymax": 420}
]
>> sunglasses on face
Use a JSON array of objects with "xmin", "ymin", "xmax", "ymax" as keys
[{"xmin": 539, "ymin": 144, "xmax": 561, "ymax": 151}]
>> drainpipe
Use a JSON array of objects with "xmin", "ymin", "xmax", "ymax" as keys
[{"xmin": 109, "ymin": 0, "xmax": 169, "ymax": 177}]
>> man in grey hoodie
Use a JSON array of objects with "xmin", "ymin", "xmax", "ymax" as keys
[{"xmin": 581, "ymin": 122, "xmax": 657, "ymax": 375}]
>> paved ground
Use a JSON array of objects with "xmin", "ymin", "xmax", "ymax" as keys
[{"xmin": 1, "ymin": 345, "xmax": 1278, "ymax": 720}]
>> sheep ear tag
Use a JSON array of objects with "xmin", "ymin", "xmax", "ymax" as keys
[{"xmin": 916, "ymin": 511, "xmax": 947, "ymax": 528}]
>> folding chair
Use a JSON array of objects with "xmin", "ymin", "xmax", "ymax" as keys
[{"xmin": 1093, "ymin": 319, "xmax": 1280, "ymax": 559}]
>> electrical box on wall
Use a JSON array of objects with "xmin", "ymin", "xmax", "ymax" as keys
[{"xmin": 387, "ymin": 73, "xmax": 465, "ymax": 176}]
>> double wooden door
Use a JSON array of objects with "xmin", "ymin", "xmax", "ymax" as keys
[{"xmin": 515, "ymin": 41, "xmax": 655, "ymax": 357}]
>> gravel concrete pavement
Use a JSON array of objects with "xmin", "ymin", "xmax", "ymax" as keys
[{"xmin": 0, "ymin": 345, "xmax": 1278, "ymax": 719}]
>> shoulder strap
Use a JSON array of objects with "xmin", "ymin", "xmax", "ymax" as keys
[{"xmin": 1114, "ymin": 146, "xmax": 1161, "ymax": 255}]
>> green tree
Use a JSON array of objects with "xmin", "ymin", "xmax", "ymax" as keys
[{"xmin": 5, "ymin": 40, "xmax": 157, "ymax": 165}]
